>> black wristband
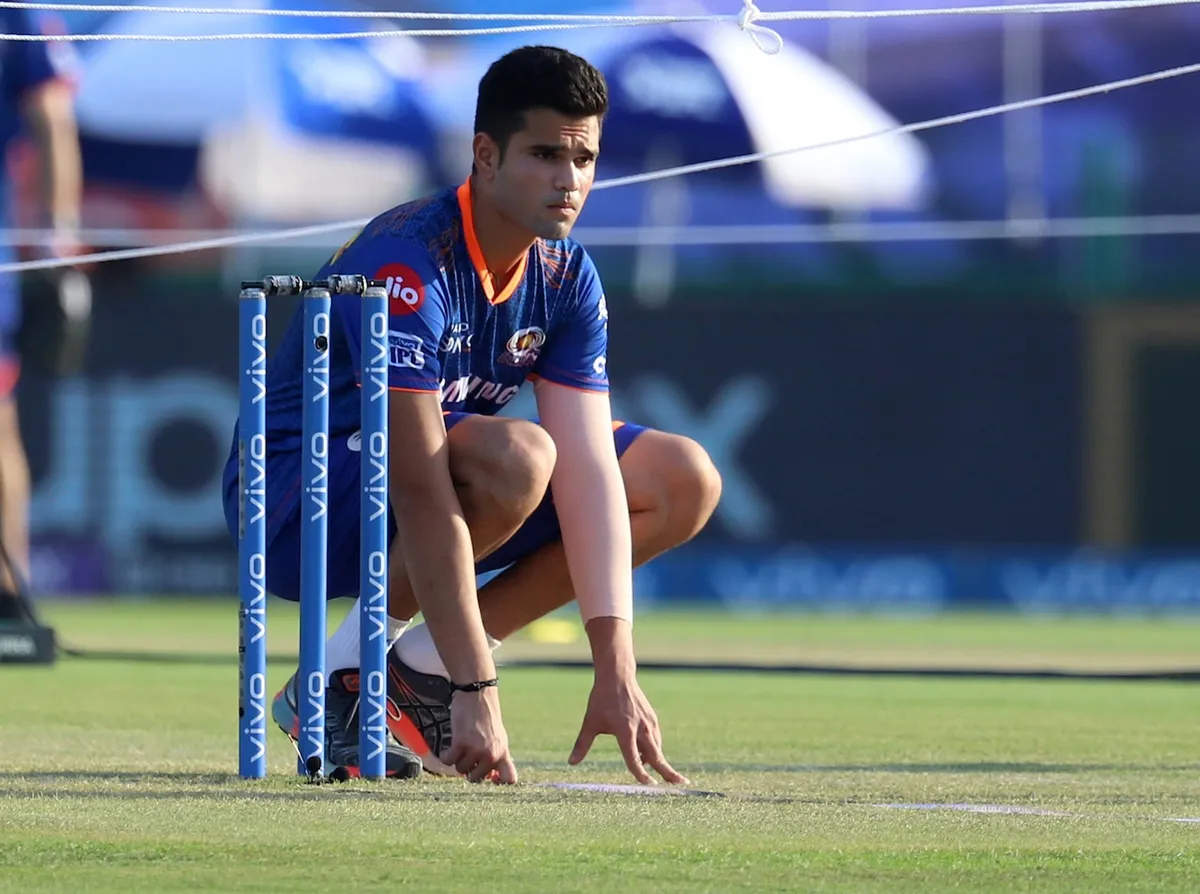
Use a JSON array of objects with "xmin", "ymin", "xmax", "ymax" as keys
[{"xmin": 450, "ymin": 678, "xmax": 498, "ymax": 694}]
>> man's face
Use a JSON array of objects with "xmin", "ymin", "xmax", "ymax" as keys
[{"xmin": 479, "ymin": 108, "xmax": 601, "ymax": 241}]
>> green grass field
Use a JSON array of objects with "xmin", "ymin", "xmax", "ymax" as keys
[{"xmin": 1, "ymin": 600, "xmax": 1198, "ymax": 892}]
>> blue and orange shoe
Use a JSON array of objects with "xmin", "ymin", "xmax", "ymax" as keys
[
  {"xmin": 270, "ymin": 672, "xmax": 302, "ymax": 741},
  {"xmin": 271, "ymin": 669, "xmax": 422, "ymax": 779},
  {"xmin": 385, "ymin": 652, "xmax": 459, "ymax": 777}
]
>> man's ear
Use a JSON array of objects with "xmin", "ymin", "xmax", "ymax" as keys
[{"xmin": 473, "ymin": 132, "xmax": 503, "ymax": 180}]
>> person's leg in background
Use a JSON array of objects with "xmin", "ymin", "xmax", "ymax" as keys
[{"xmin": 0, "ymin": 271, "xmax": 31, "ymax": 597}]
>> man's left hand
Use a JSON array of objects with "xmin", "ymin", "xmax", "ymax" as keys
[{"xmin": 568, "ymin": 673, "xmax": 690, "ymax": 786}]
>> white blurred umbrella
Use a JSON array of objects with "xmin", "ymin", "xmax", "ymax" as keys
[
  {"xmin": 600, "ymin": 23, "xmax": 932, "ymax": 210},
  {"xmin": 73, "ymin": 0, "xmax": 441, "ymax": 221}
]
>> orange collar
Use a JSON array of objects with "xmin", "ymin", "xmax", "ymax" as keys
[{"xmin": 456, "ymin": 179, "xmax": 527, "ymax": 305}]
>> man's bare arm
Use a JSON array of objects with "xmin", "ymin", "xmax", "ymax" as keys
[
  {"xmin": 22, "ymin": 81, "xmax": 82, "ymax": 245},
  {"xmin": 387, "ymin": 389, "xmax": 493, "ymax": 684},
  {"xmin": 386, "ymin": 389, "xmax": 516, "ymax": 782},
  {"xmin": 533, "ymin": 379, "xmax": 633, "ymax": 628},
  {"xmin": 534, "ymin": 380, "xmax": 684, "ymax": 784}
]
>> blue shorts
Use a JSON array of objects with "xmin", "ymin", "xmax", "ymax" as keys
[{"xmin": 224, "ymin": 413, "xmax": 648, "ymax": 602}]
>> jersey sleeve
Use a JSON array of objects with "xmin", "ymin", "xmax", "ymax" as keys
[
  {"xmin": 324, "ymin": 228, "xmax": 449, "ymax": 393},
  {"xmin": 534, "ymin": 250, "xmax": 609, "ymax": 393}
]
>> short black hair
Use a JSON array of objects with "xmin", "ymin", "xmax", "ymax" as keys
[{"xmin": 474, "ymin": 45, "xmax": 608, "ymax": 163}]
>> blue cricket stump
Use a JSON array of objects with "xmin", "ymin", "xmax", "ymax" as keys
[
  {"xmin": 358, "ymin": 284, "xmax": 390, "ymax": 780},
  {"xmin": 298, "ymin": 285, "xmax": 331, "ymax": 778},
  {"xmin": 236, "ymin": 275, "xmax": 389, "ymax": 782},
  {"xmin": 237, "ymin": 286, "xmax": 268, "ymax": 780}
]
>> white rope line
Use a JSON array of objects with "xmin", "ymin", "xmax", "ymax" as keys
[
  {"xmin": 2, "ymin": 0, "xmax": 1197, "ymax": 22},
  {"xmin": 758, "ymin": 0, "xmax": 1200, "ymax": 21},
  {"xmin": 0, "ymin": 220, "xmax": 365, "ymax": 272},
  {"xmin": 0, "ymin": 21, "xmax": 683, "ymax": 40},
  {"xmin": 591, "ymin": 60, "xmax": 1200, "ymax": 191},
  {"xmin": 1, "ymin": 0, "xmax": 1196, "ymax": 42},
  {"xmin": 0, "ymin": 1, "xmax": 724, "ymax": 21},
  {"xmin": 2, "ymin": 58, "xmax": 1197, "ymax": 275},
  {"xmin": 9, "ymin": 214, "xmax": 1200, "ymax": 249},
  {"xmin": 0, "ymin": 0, "xmax": 781, "ymax": 46},
  {"xmin": 573, "ymin": 214, "xmax": 1200, "ymax": 245}
]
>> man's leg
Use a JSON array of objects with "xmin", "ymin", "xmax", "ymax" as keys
[
  {"xmin": 305, "ymin": 412, "xmax": 556, "ymax": 676},
  {"xmin": 383, "ymin": 424, "xmax": 721, "ymax": 773},
  {"xmin": 390, "ymin": 425, "xmax": 721, "ymax": 665},
  {"xmin": 384, "ymin": 413, "xmax": 558, "ymax": 621},
  {"xmin": 0, "ymin": 361, "xmax": 29, "ymax": 595},
  {"xmin": 475, "ymin": 428, "xmax": 721, "ymax": 639},
  {"xmin": 252, "ymin": 413, "xmax": 556, "ymax": 777}
]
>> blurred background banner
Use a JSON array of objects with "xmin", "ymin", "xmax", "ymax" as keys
[
  {"xmin": 8, "ymin": 0, "xmax": 1200, "ymax": 615},
  {"xmin": 18, "ymin": 279, "xmax": 1200, "ymax": 615}
]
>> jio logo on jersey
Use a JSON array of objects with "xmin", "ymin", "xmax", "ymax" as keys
[{"xmin": 375, "ymin": 263, "xmax": 425, "ymax": 315}]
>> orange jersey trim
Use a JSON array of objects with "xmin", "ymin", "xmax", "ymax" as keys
[{"xmin": 456, "ymin": 179, "xmax": 526, "ymax": 306}]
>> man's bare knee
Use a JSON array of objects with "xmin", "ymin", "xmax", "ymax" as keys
[
  {"xmin": 455, "ymin": 419, "xmax": 557, "ymax": 520},
  {"xmin": 625, "ymin": 432, "xmax": 721, "ymax": 546},
  {"xmin": 663, "ymin": 437, "xmax": 721, "ymax": 540}
]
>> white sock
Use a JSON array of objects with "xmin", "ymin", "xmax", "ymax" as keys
[
  {"xmin": 325, "ymin": 597, "xmax": 413, "ymax": 679},
  {"xmin": 394, "ymin": 622, "xmax": 501, "ymax": 680},
  {"xmin": 387, "ymin": 614, "xmax": 411, "ymax": 646}
]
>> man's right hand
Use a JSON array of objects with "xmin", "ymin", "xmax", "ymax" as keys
[{"xmin": 442, "ymin": 687, "xmax": 518, "ymax": 784}]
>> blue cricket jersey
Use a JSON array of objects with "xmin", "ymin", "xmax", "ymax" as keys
[
  {"xmin": 228, "ymin": 179, "xmax": 610, "ymax": 544},
  {"xmin": 0, "ymin": 8, "xmax": 72, "ymax": 172}
]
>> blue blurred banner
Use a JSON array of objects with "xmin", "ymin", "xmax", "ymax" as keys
[{"xmin": 633, "ymin": 544, "xmax": 1200, "ymax": 616}]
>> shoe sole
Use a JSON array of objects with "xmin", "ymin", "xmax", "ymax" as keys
[
  {"xmin": 279, "ymin": 734, "xmax": 420, "ymax": 780},
  {"xmin": 386, "ymin": 708, "xmax": 458, "ymax": 777}
]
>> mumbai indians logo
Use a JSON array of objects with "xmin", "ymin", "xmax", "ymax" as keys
[{"xmin": 498, "ymin": 326, "xmax": 546, "ymax": 368}]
